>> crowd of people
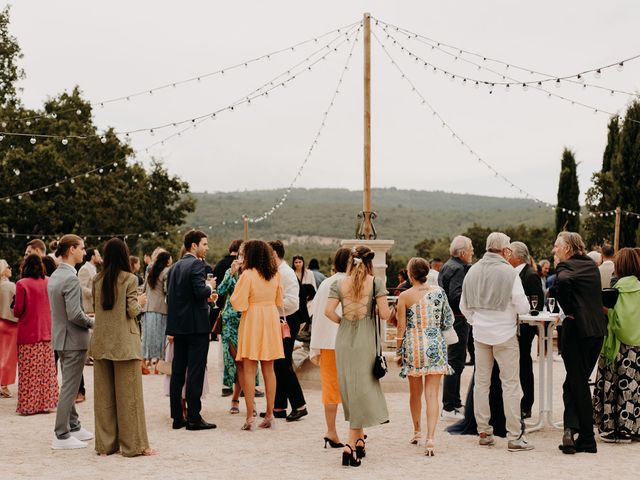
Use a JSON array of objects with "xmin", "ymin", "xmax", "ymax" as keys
[{"xmin": 0, "ymin": 229, "xmax": 638, "ymax": 464}]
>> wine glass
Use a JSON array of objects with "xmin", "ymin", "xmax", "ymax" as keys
[
  {"xmin": 548, "ymin": 297, "xmax": 556, "ymax": 314},
  {"xmin": 530, "ymin": 295, "xmax": 538, "ymax": 310}
]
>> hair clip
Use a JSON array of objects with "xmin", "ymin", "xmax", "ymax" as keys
[{"xmin": 353, "ymin": 258, "xmax": 362, "ymax": 265}]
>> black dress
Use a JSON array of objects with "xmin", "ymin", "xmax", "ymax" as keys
[{"xmin": 446, "ymin": 362, "xmax": 507, "ymax": 437}]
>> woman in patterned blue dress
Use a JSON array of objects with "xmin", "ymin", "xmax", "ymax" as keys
[
  {"xmin": 396, "ymin": 257, "xmax": 454, "ymax": 456},
  {"xmin": 217, "ymin": 254, "xmax": 244, "ymax": 414}
]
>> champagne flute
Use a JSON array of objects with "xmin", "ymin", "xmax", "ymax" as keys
[
  {"xmin": 530, "ymin": 295, "xmax": 538, "ymax": 310},
  {"xmin": 548, "ymin": 297, "xmax": 556, "ymax": 314}
]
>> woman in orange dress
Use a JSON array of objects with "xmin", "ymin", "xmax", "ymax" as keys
[{"xmin": 231, "ymin": 240, "xmax": 284, "ymax": 430}]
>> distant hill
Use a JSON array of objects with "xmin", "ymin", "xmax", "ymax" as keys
[{"xmin": 186, "ymin": 188, "xmax": 554, "ymax": 257}]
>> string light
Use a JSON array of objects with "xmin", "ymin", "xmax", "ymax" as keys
[
  {"xmin": 377, "ymin": 24, "xmax": 640, "ymax": 123},
  {"xmin": 8, "ymin": 21, "xmax": 362, "ymax": 124},
  {"xmin": 374, "ymin": 31, "xmax": 558, "ymax": 210},
  {"xmin": 142, "ymin": 25, "xmax": 360, "ymax": 153},
  {"xmin": 249, "ymin": 26, "xmax": 362, "ymax": 223},
  {"xmin": 0, "ymin": 25, "xmax": 360, "ymax": 144},
  {"xmin": 1, "ymin": 25, "xmax": 361, "ymax": 205},
  {"xmin": 374, "ymin": 18, "xmax": 640, "ymax": 98}
]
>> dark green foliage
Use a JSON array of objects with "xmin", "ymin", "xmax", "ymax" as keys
[
  {"xmin": 555, "ymin": 148, "xmax": 580, "ymax": 234},
  {"xmin": 613, "ymin": 102, "xmax": 640, "ymax": 247},
  {"xmin": 0, "ymin": 5, "xmax": 24, "ymax": 109},
  {"xmin": 584, "ymin": 117, "xmax": 619, "ymax": 247},
  {"xmin": 585, "ymin": 103, "xmax": 640, "ymax": 248}
]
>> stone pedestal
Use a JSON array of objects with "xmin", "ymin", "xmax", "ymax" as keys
[{"xmin": 339, "ymin": 239, "xmax": 395, "ymax": 283}]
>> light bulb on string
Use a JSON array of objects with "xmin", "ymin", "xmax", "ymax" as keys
[
  {"xmin": 25, "ymin": 120, "xmax": 31, "ymax": 126},
  {"xmin": 61, "ymin": 138, "xmax": 68, "ymax": 145},
  {"xmin": 617, "ymin": 62, "xmax": 624, "ymax": 72},
  {"xmin": 555, "ymin": 79, "xmax": 561, "ymax": 88},
  {"xmin": 30, "ymin": 137, "xmax": 36, "ymax": 145},
  {"xmin": 76, "ymin": 109, "xmax": 82, "ymax": 115},
  {"xmin": 594, "ymin": 69, "xmax": 602, "ymax": 78}
]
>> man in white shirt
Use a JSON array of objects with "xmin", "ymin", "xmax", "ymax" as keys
[
  {"xmin": 460, "ymin": 232, "xmax": 533, "ymax": 452},
  {"xmin": 77, "ymin": 247, "xmax": 102, "ymax": 314},
  {"xmin": 598, "ymin": 244, "xmax": 615, "ymax": 289},
  {"xmin": 267, "ymin": 241, "xmax": 308, "ymax": 422}
]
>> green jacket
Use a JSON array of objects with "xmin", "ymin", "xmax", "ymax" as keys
[
  {"xmin": 602, "ymin": 275, "xmax": 640, "ymax": 366},
  {"xmin": 89, "ymin": 272, "xmax": 143, "ymax": 360}
]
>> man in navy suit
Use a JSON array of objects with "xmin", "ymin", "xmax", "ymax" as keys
[{"xmin": 167, "ymin": 230, "xmax": 217, "ymax": 430}]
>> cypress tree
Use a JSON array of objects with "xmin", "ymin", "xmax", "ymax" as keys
[
  {"xmin": 613, "ymin": 101, "xmax": 640, "ymax": 246},
  {"xmin": 555, "ymin": 148, "xmax": 580, "ymax": 233},
  {"xmin": 584, "ymin": 116, "xmax": 619, "ymax": 246}
]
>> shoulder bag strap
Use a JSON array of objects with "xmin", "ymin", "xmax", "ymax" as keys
[{"xmin": 371, "ymin": 279, "xmax": 381, "ymax": 355}]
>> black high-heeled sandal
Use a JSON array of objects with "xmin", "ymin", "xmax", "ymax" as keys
[
  {"xmin": 324, "ymin": 437, "xmax": 344, "ymax": 448},
  {"xmin": 341, "ymin": 445, "xmax": 361, "ymax": 467},
  {"xmin": 355, "ymin": 438, "xmax": 366, "ymax": 459}
]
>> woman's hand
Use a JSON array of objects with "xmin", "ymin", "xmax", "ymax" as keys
[
  {"xmin": 167, "ymin": 335, "xmax": 174, "ymax": 343},
  {"xmin": 230, "ymin": 259, "xmax": 242, "ymax": 275},
  {"xmin": 137, "ymin": 293, "xmax": 147, "ymax": 307}
]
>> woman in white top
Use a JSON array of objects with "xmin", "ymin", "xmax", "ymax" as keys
[{"xmin": 309, "ymin": 247, "xmax": 351, "ymax": 449}]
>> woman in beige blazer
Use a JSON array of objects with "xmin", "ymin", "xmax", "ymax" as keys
[{"xmin": 90, "ymin": 238, "xmax": 154, "ymax": 457}]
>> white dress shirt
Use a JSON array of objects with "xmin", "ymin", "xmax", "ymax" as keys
[
  {"xmin": 460, "ymin": 275, "xmax": 530, "ymax": 346},
  {"xmin": 426, "ymin": 269, "xmax": 439, "ymax": 287},
  {"xmin": 278, "ymin": 260, "xmax": 300, "ymax": 317},
  {"xmin": 309, "ymin": 272, "xmax": 346, "ymax": 359}
]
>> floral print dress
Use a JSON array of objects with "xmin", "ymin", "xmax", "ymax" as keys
[
  {"xmin": 217, "ymin": 269, "xmax": 242, "ymax": 389},
  {"xmin": 400, "ymin": 287, "xmax": 455, "ymax": 378}
]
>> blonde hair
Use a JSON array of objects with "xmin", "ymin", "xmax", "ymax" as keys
[
  {"xmin": 557, "ymin": 231, "xmax": 587, "ymax": 257},
  {"xmin": 0, "ymin": 259, "xmax": 9, "ymax": 281},
  {"xmin": 346, "ymin": 245, "xmax": 375, "ymax": 298}
]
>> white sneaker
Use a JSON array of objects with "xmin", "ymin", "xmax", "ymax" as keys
[
  {"xmin": 441, "ymin": 409, "xmax": 464, "ymax": 421},
  {"xmin": 51, "ymin": 436, "xmax": 88, "ymax": 450},
  {"xmin": 70, "ymin": 427, "xmax": 94, "ymax": 441}
]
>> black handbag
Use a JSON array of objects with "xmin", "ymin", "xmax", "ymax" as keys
[
  {"xmin": 602, "ymin": 288, "xmax": 619, "ymax": 309},
  {"xmin": 371, "ymin": 281, "xmax": 387, "ymax": 379}
]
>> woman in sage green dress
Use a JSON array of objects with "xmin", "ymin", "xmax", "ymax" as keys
[{"xmin": 325, "ymin": 245, "xmax": 391, "ymax": 467}]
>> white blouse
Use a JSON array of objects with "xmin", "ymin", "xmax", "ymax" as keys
[{"xmin": 309, "ymin": 272, "xmax": 346, "ymax": 358}]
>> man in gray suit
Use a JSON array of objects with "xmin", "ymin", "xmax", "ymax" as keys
[{"xmin": 48, "ymin": 234, "xmax": 95, "ymax": 450}]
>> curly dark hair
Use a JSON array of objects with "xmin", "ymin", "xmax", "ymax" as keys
[
  {"xmin": 21, "ymin": 254, "xmax": 45, "ymax": 279},
  {"xmin": 242, "ymin": 240, "xmax": 278, "ymax": 281},
  {"xmin": 148, "ymin": 251, "xmax": 172, "ymax": 289}
]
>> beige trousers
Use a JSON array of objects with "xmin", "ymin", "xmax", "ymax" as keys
[
  {"xmin": 93, "ymin": 359, "xmax": 149, "ymax": 456},
  {"xmin": 473, "ymin": 335, "xmax": 524, "ymax": 441}
]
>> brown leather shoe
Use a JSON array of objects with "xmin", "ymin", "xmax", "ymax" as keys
[{"xmin": 75, "ymin": 393, "xmax": 86, "ymax": 404}]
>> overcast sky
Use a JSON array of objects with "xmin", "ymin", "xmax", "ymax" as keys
[{"xmin": 8, "ymin": 1, "xmax": 640, "ymax": 205}]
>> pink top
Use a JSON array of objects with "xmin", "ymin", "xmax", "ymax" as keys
[{"xmin": 13, "ymin": 277, "xmax": 52, "ymax": 345}]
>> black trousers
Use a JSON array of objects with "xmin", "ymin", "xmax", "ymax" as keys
[
  {"xmin": 518, "ymin": 324, "xmax": 538, "ymax": 414},
  {"xmin": 170, "ymin": 333, "xmax": 210, "ymax": 422},
  {"xmin": 443, "ymin": 317, "xmax": 470, "ymax": 411},
  {"xmin": 560, "ymin": 320, "xmax": 603, "ymax": 444},
  {"xmin": 274, "ymin": 314, "xmax": 306, "ymax": 410}
]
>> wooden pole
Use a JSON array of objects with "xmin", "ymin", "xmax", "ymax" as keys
[
  {"xmin": 243, "ymin": 215, "xmax": 249, "ymax": 242},
  {"xmin": 614, "ymin": 206, "xmax": 621, "ymax": 253},
  {"xmin": 362, "ymin": 12, "xmax": 373, "ymax": 239}
]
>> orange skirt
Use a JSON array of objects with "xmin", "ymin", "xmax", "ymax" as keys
[
  {"xmin": 236, "ymin": 306, "xmax": 284, "ymax": 361},
  {"xmin": 320, "ymin": 349, "xmax": 341, "ymax": 405}
]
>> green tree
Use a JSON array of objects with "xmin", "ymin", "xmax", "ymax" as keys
[
  {"xmin": 584, "ymin": 116, "xmax": 619, "ymax": 247},
  {"xmin": 555, "ymin": 148, "xmax": 580, "ymax": 233},
  {"xmin": 0, "ymin": 5, "xmax": 24, "ymax": 109},
  {"xmin": 612, "ymin": 101, "xmax": 640, "ymax": 246}
]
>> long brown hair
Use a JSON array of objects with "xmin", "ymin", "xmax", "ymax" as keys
[
  {"xmin": 346, "ymin": 245, "xmax": 375, "ymax": 298},
  {"xmin": 148, "ymin": 251, "xmax": 172, "ymax": 289},
  {"xmin": 99, "ymin": 238, "xmax": 132, "ymax": 310},
  {"xmin": 243, "ymin": 240, "xmax": 278, "ymax": 281}
]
